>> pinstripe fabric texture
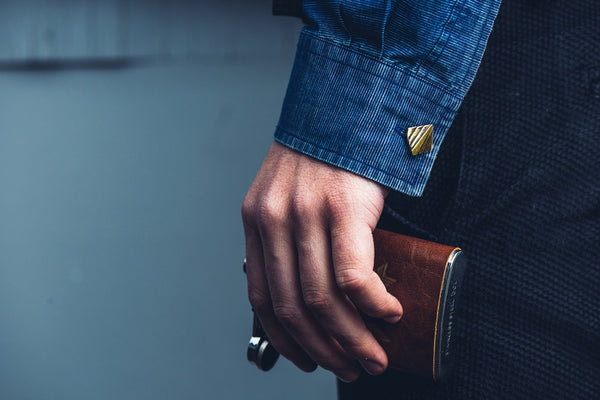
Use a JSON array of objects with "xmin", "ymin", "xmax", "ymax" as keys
[{"xmin": 273, "ymin": 0, "xmax": 501, "ymax": 196}]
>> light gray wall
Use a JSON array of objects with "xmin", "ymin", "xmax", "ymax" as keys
[
  {"xmin": 0, "ymin": 1, "xmax": 336, "ymax": 399},
  {"xmin": 0, "ymin": 0, "xmax": 299, "ymax": 62}
]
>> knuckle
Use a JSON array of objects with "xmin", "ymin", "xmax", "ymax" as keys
[
  {"xmin": 241, "ymin": 194, "xmax": 256, "ymax": 225},
  {"xmin": 257, "ymin": 198, "xmax": 287, "ymax": 229},
  {"xmin": 247, "ymin": 286, "xmax": 269, "ymax": 313},
  {"xmin": 290, "ymin": 190, "xmax": 324, "ymax": 223},
  {"xmin": 335, "ymin": 267, "xmax": 368, "ymax": 294},
  {"xmin": 335, "ymin": 334, "xmax": 371, "ymax": 356},
  {"xmin": 303, "ymin": 290, "xmax": 333, "ymax": 314},
  {"xmin": 324, "ymin": 192, "xmax": 351, "ymax": 221},
  {"xmin": 272, "ymin": 303, "xmax": 303, "ymax": 328},
  {"xmin": 290, "ymin": 193, "xmax": 313, "ymax": 221}
]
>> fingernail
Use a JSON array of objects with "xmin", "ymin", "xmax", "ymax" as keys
[
  {"xmin": 361, "ymin": 359, "xmax": 385, "ymax": 376},
  {"xmin": 337, "ymin": 370, "xmax": 361, "ymax": 383},
  {"xmin": 384, "ymin": 314, "xmax": 402, "ymax": 324}
]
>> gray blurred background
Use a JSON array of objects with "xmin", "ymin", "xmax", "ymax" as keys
[{"xmin": 0, "ymin": 1, "xmax": 336, "ymax": 399}]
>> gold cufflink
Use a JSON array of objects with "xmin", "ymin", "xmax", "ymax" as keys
[{"xmin": 406, "ymin": 124, "xmax": 433, "ymax": 156}]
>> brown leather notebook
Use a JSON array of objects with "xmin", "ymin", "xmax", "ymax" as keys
[
  {"xmin": 367, "ymin": 229, "xmax": 466, "ymax": 381},
  {"xmin": 246, "ymin": 228, "xmax": 466, "ymax": 381}
]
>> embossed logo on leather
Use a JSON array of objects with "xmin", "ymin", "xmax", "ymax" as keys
[
  {"xmin": 374, "ymin": 262, "xmax": 397, "ymax": 288},
  {"xmin": 370, "ymin": 324, "xmax": 392, "ymax": 343}
]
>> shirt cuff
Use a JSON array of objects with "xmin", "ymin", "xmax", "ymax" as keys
[{"xmin": 275, "ymin": 30, "xmax": 463, "ymax": 197}]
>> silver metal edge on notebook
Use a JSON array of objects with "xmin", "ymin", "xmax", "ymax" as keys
[{"xmin": 433, "ymin": 249, "xmax": 466, "ymax": 381}]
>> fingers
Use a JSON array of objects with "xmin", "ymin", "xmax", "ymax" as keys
[
  {"xmin": 331, "ymin": 221, "xmax": 404, "ymax": 323},
  {"xmin": 243, "ymin": 198, "xmax": 316, "ymax": 372},
  {"xmin": 295, "ymin": 216, "xmax": 389, "ymax": 376},
  {"xmin": 259, "ymin": 209, "xmax": 360, "ymax": 381},
  {"xmin": 242, "ymin": 142, "xmax": 402, "ymax": 381}
]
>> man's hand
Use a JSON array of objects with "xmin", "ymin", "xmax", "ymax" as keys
[{"xmin": 242, "ymin": 142, "xmax": 403, "ymax": 382}]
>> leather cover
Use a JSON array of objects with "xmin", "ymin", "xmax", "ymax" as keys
[{"xmin": 366, "ymin": 229, "xmax": 465, "ymax": 380}]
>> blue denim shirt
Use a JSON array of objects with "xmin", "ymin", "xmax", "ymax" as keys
[{"xmin": 273, "ymin": 0, "xmax": 502, "ymax": 196}]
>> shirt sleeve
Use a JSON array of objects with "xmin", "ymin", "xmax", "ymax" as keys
[{"xmin": 272, "ymin": 0, "xmax": 502, "ymax": 196}]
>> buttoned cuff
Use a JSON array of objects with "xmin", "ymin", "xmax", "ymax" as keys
[{"xmin": 275, "ymin": 31, "xmax": 462, "ymax": 196}]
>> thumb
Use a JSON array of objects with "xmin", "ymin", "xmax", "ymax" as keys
[{"xmin": 331, "ymin": 221, "xmax": 403, "ymax": 323}]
